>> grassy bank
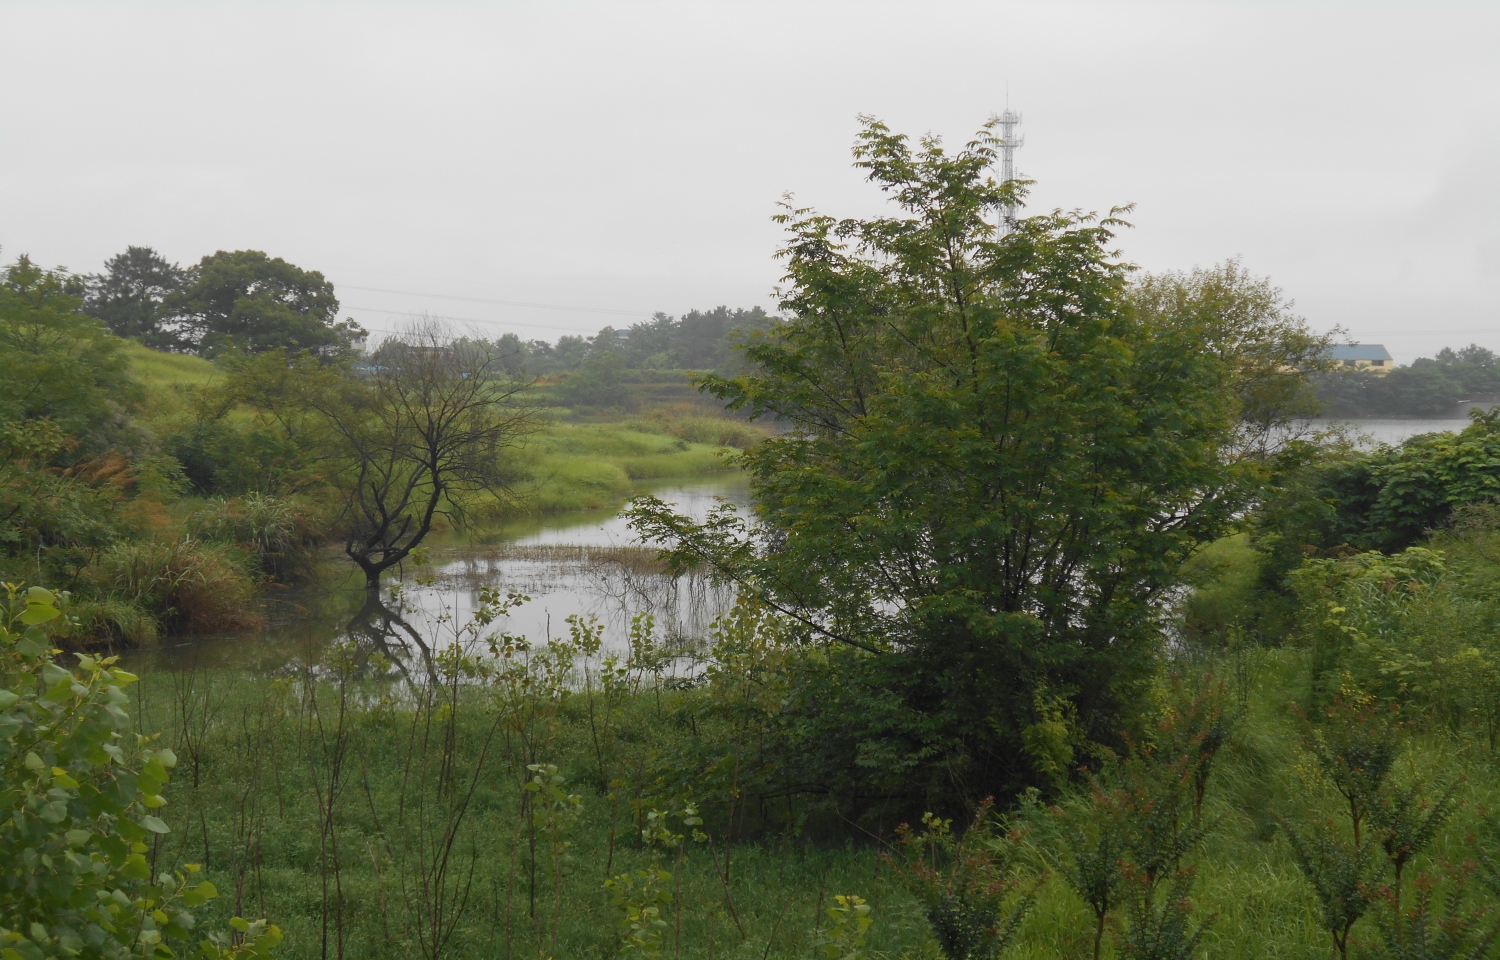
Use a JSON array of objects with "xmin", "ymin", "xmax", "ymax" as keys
[
  {"xmin": 119, "ymin": 630, "xmax": 1500, "ymax": 960},
  {"xmin": 521, "ymin": 417, "xmax": 757, "ymax": 514},
  {"xmin": 125, "ymin": 345, "xmax": 763, "ymax": 518}
]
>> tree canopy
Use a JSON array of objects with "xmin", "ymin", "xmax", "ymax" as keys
[
  {"xmin": 0, "ymin": 256, "xmax": 139, "ymax": 459},
  {"xmin": 168, "ymin": 249, "xmax": 364, "ymax": 357},
  {"xmin": 632, "ymin": 117, "xmax": 1326, "ymax": 803},
  {"xmin": 82, "ymin": 245, "xmax": 186, "ymax": 350}
]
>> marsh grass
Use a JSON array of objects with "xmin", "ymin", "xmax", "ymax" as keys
[
  {"xmin": 513, "ymin": 419, "xmax": 746, "ymax": 515},
  {"xmin": 88, "ymin": 536, "xmax": 261, "ymax": 634},
  {"xmin": 493, "ymin": 544, "xmax": 666, "ymax": 575},
  {"xmin": 119, "ymin": 640, "xmax": 1500, "ymax": 960}
]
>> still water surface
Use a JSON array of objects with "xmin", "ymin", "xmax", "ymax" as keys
[
  {"xmin": 138, "ymin": 478, "xmax": 750, "ymax": 671},
  {"xmin": 1312, "ymin": 417, "xmax": 1472, "ymax": 446},
  {"xmin": 139, "ymin": 416, "xmax": 1485, "ymax": 670}
]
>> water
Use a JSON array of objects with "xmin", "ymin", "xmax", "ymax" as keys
[
  {"xmin": 404, "ymin": 480, "xmax": 748, "ymax": 653},
  {"xmin": 133, "ymin": 416, "xmax": 1485, "ymax": 672},
  {"xmin": 1311, "ymin": 417, "xmax": 1471, "ymax": 446},
  {"xmin": 137, "ymin": 478, "xmax": 751, "ymax": 671}
]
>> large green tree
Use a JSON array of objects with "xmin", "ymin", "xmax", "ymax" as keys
[
  {"xmin": 82, "ymin": 246, "xmax": 187, "ymax": 350},
  {"xmin": 632, "ymin": 118, "xmax": 1325, "ymax": 803},
  {"xmin": 0, "ymin": 256, "xmax": 139, "ymax": 456},
  {"xmin": 168, "ymin": 250, "xmax": 363, "ymax": 357}
]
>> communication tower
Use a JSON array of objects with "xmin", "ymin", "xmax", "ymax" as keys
[{"xmin": 995, "ymin": 108, "xmax": 1023, "ymax": 233}]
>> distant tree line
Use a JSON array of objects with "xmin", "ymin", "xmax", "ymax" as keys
[
  {"xmin": 504, "ymin": 307, "xmax": 777, "ymax": 409},
  {"xmin": 511, "ymin": 307, "xmax": 775, "ymax": 374},
  {"xmin": 1316, "ymin": 344, "xmax": 1500, "ymax": 417},
  {"xmin": 81, "ymin": 246, "xmax": 772, "ymax": 409}
]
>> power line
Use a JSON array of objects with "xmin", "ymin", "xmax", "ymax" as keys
[
  {"xmin": 1351, "ymin": 330, "xmax": 1500, "ymax": 338},
  {"xmin": 344, "ymin": 304, "xmax": 610, "ymax": 337},
  {"xmin": 339, "ymin": 283, "xmax": 655, "ymax": 319}
]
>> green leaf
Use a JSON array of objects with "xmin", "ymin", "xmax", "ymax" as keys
[
  {"xmin": 140, "ymin": 815, "xmax": 171, "ymax": 834},
  {"xmin": 14, "ymin": 636, "xmax": 46, "ymax": 657},
  {"xmin": 183, "ymin": 881, "xmax": 217, "ymax": 906},
  {"xmin": 20, "ymin": 603, "xmax": 60, "ymax": 625}
]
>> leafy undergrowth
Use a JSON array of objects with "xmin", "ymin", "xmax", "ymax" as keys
[{"xmin": 119, "ymin": 640, "xmax": 1500, "ymax": 960}]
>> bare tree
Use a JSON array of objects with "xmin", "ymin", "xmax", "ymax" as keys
[{"xmin": 318, "ymin": 320, "xmax": 534, "ymax": 591}]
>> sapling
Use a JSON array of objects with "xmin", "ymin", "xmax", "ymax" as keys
[
  {"xmin": 304, "ymin": 639, "xmax": 357, "ymax": 960},
  {"xmin": 1303, "ymin": 694, "xmax": 1403, "ymax": 846},
  {"xmin": 1365, "ymin": 868, "xmax": 1499, "ymax": 960},
  {"xmin": 1373, "ymin": 778, "xmax": 1461, "ymax": 910},
  {"xmin": 818, "ymin": 895, "xmax": 873, "ymax": 960},
  {"xmin": 1280, "ymin": 817, "xmax": 1382, "ymax": 960},
  {"xmin": 1051, "ymin": 782, "xmax": 1128, "ymax": 960},
  {"xmin": 1156, "ymin": 674, "xmax": 1240, "ymax": 820},
  {"xmin": 1108, "ymin": 734, "xmax": 1215, "ymax": 960},
  {"xmin": 604, "ymin": 866, "xmax": 674, "ymax": 958},
  {"xmin": 525, "ymin": 762, "xmax": 583, "ymax": 957},
  {"xmin": 1116, "ymin": 868, "xmax": 1212, "ymax": 960},
  {"xmin": 641, "ymin": 802, "xmax": 706, "ymax": 958},
  {"xmin": 892, "ymin": 802, "xmax": 1042, "ymax": 960}
]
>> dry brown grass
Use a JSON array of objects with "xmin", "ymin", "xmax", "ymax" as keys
[
  {"xmin": 87, "ymin": 537, "xmax": 263, "ymax": 634},
  {"xmin": 492, "ymin": 543, "xmax": 664, "ymax": 574}
]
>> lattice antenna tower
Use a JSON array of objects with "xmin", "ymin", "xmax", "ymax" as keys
[{"xmin": 996, "ymin": 107, "xmax": 1023, "ymax": 233}]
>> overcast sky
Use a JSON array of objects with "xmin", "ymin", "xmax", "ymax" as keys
[{"xmin": 3, "ymin": 1, "xmax": 1497, "ymax": 362}]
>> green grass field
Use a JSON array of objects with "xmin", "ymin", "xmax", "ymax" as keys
[
  {"xmin": 520, "ymin": 420, "xmax": 744, "ymax": 514},
  {"xmin": 122, "ymin": 344, "xmax": 763, "ymax": 519},
  {"xmin": 120, "ymin": 639, "xmax": 1500, "ymax": 960}
]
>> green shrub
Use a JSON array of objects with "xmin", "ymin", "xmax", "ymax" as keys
[
  {"xmin": 66, "ymin": 597, "xmax": 158, "ymax": 647},
  {"xmin": 663, "ymin": 416, "xmax": 767, "ymax": 449},
  {"xmin": 1180, "ymin": 535, "xmax": 1263, "ymax": 645},
  {"xmin": 86, "ymin": 538, "xmax": 258, "ymax": 635},
  {"xmin": 891, "ymin": 806, "xmax": 1040, "ymax": 960},
  {"xmin": 0, "ymin": 583, "xmax": 280, "ymax": 958},
  {"xmin": 191, "ymin": 494, "xmax": 324, "ymax": 581}
]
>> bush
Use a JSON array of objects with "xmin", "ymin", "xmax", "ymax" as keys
[
  {"xmin": 0, "ymin": 583, "xmax": 280, "ymax": 958},
  {"xmin": 1288, "ymin": 532, "xmax": 1500, "ymax": 735},
  {"xmin": 661, "ymin": 415, "xmax": 766, "ymax": 449},
  {"xmin": 87, "ymin": 538, "xmax": 260, "ymax": 635},
  {"xmin": 67, "ymin": 596, "xmax": 159, "ymax": 647},
  {"xmin": 191, "ymin": 494, "xmax": 324, "ymax": 581},
  {"xmin": 1179, "ymin": 535, "xmax": 1263, "ymax": 645}
]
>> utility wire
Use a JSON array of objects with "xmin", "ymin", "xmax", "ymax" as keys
[
  {"xmin": 339, "ymin": 283, "xmax": 655, "ymax": 318},
  {"xmin": 345, "ymin": 304, "xmax": 612, "ymax": 337}
]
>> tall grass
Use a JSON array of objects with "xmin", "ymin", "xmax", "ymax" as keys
[
  {"xmin": 88, "ymin": 537, "xmax": 260, "ymax": 635},
  {"xmin": 122, "ymin": 630, "xmax": 1500, "ymax": 960},
  {"xmin": 191, "ymin": 493, "xmax": 326, "ymax": 580}
]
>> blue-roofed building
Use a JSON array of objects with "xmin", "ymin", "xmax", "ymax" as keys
[{"xmin": 1327, "ymin": 343, "xmax": 1394, "ymax": 375}]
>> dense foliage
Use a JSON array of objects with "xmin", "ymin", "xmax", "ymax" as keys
[
  {"xmin": 16, "ymin": 112, "xmax": 1500, "ymax": 960},
  {"xmin": 1316, "ymin": 344, "xmax": 1500, "ymax": 418},
  {"xmin": 82, "ymin": 247, "xmax": 187, "ymax": 351},
  {"xmin": 81, "ymin": 248, "xmax": 364, "ymax": 359},
  {"xmin": 634, "ymin": 117, "xmax": 1327, "ymax": 806},
  {"xmin": 504, "ymin": 308, "xmax": 776, "ymax": 411},
  {"xmin": 0, "ymin": 584, "xmax": 280, "ymax": 958}
]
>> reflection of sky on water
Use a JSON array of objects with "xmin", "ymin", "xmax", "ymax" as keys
[
  {"xmin": 401, "ymin": 480, "xmax": 750, "ymax": 653},
  {"xmin": 1310, "ymin": 418, "xmax": 1470, "ymax": 447},
  {"xmin": 131, "ymin": 479, "xmax": 750, "ymax": 672}
]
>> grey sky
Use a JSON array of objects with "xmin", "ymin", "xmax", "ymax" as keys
[{"xmin": 3, "ymin": 1, "xmax": 1496, "ymax": 363}]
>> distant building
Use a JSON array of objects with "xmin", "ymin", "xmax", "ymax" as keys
[{"xmin": 1327, "ymin": 344, "xmax": 1394, "ymax": 375}]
